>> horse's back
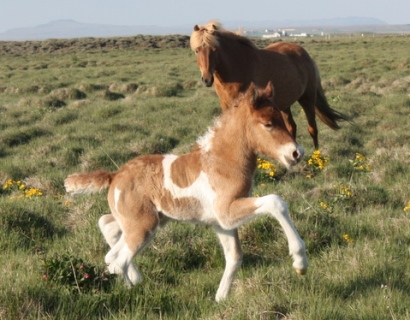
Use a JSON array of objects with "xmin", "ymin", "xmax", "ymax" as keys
[
  {"xmin": 263, "ymin": 41, "xmax": 309, "ymax": 57},
  {"xmin": 261, "ymin": 42, "xmax": 315, "ymax": 72}
]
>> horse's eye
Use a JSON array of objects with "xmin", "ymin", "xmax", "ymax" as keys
[{"xmin": 264, "ymin": 123, "xmax": 273, "ymax": 129}]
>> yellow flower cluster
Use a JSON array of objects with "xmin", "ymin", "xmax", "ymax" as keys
[
  {"xmin": 404, "ymin": 200, "xmax": 410, "ymax": 212},
  {"xmin": 320, "ymin": 201, "xmax": 329, "ymax": 210},
  {"xmin": 342, "ymin": 234, "xmax": 354, "ymax": 243},
  {"xmin": 257, "ymin": 158, "xmax": 276, "ymax": 178},
  {"xmin": 3, "ymin": 179, "xmax": 18, "ymax": 190},
  {"xmin": 307, "ymin": 150, "xmax": 329, "ymax": 171},
  {"xmin": 336, "ymin": 185, "xmax": 353, "ymax": 198},
  {"xmin": 2, "ymin": 179, "xmax": 43, "ymax": 199},
  {"xmin": 350, "ymin": 153, "xmax": 371, "ymax": 172}
]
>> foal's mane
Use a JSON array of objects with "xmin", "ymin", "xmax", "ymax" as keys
[{"xmin": 190, "ymin": 20, "xmax": 257, "ymax": 51}]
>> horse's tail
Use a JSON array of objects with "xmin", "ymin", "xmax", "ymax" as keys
[
  {"xmin": 314, "ymin": 63, "xmax": 350, "ymax": 130},
  {"xmin": 65, "ymin": 170, "xmax": 114, "ymax": 195},
  {"xmin": 315, "ymin": 85, "xmax": 350, "ymax": 130}
]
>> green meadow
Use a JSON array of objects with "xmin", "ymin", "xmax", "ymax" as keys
[{"xmin": 0, "ymin": 34, "xmax": 409, "ymax": 319}]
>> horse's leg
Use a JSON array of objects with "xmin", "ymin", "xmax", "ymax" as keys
[
  {"xmin": 218, "ymin": 195, "xmax": 308, "ymax": 274},
  {"xmin": 105, "ymin": 209, "xmax": 160, "ymax": 286},
  {"xmin": 280, "ymin": 109, "xmax": 297, "ymax": 140},
  {"xmin": 298, "ymin": 95, "xmax": 319, "ymax": 149},
  {"xmin": 213, "ymin": 226, "xmax": 243, "ymax": 302}
]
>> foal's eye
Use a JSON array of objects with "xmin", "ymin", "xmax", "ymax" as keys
[{"xmin": 263, "ymin": 123, "xmax": 273, "ymax": 129}]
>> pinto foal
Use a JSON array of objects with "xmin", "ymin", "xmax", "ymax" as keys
[{"xmin": 65, "ymin": 82, "xmax": 308, "ymax": 302}]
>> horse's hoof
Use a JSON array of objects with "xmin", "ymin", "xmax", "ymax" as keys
[{"xmin": 295, "ymin": 269, "xmax": 307, "ymax": 275}]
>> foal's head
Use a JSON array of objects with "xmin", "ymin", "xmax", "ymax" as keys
[
  {"xmin": 190, "ymin": 21, "xmax": 221, "ymax": 87},
  {"xmin": 234, "ymin": 82, "xmax": 304, "ymax": 168}
]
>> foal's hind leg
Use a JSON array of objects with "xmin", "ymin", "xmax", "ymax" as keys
[
  {"xmin": 105, "ymin": 210, "xmax": 160, "ymax": 286},
  {"xmin": 99, "ymin": 214, "xmax": 141, "ymax": 284},
  {"xmin": 214, "ymin": 226, "xmax": 243, "ymax": 302},
  {"xmin": 99, "ymin": 214, "xmax": 121, "ymax": 248}
]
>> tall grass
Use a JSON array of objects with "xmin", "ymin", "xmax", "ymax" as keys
[{"xmin": 1, "ymin": 34, "xmax": 409, "ymax": 319}]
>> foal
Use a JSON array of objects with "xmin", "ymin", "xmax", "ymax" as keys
[{"xmin": 65, "ymin": 82, "xmax": 308, "ymax": 302}]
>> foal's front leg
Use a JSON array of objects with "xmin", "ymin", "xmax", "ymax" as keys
[
  {"xmin": 254, "ymin": 195, "xmax": 308, "ymax": 273},
  {"xmin": 218, "ymin": 194, "xmax": 308, "ymax": 275},
  {"xmin": 213, "ymin": 226, "xmax": 243, "ymax": 302}
]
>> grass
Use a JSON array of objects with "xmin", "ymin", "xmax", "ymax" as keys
[{"xmin": 0, "ymin": 34, "xmax": 409, "ymax": 319}]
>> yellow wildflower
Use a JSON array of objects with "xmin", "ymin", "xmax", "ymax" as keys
[
  {"xmin": 3, "ymin": 179, "xmax": 14, "ymax": 189},
  {"xmin": 320, "ymin": 201, "xmax": 329, "ymax": 210},
  {"xmin": 306, "ymin": 150, "xmax": 329, "ymax": 171},
  {"xmin": 351, "ymin": 152, "xmax": 371, "ymax": 172},
  {"xmin": 257, "ymin": 158, "xmax": 276, "ymax": 179},
  {"xmin": 342, "ymin": 234, "xmax": 354, "ymax": 243},
  {"xmin": 355, "ymin": 153, "xmax": 366, "ymax": 162},
  {"xmin": 404, "ymin": 200, "xmax": 410, "ymax": 212},
  {"xmin": 337, "ymin": 186, "xmax": 353, "ymax": 197},
  {"xmin": 64, "ymin": 200, "xmax": 73, "ymax": 207}
]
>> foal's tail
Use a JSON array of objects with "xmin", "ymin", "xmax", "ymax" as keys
[
  {"xmin": 313, "ymin": 63, "xmax": 351, "ymax": 130},
  {"xmin": 65, "ymin": 170, "xmax": 114, "ymax": 195}
]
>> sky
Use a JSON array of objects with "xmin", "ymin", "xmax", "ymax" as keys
[{"xmin": 1, "ymin": 0, "xmax": 409, "ymax": 33}]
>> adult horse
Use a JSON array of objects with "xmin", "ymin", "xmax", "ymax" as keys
[
  {"xmin": 65, "ymin": 82, "xmax": 308, "ymax": 302},
  {"xmin": 190, "ymin": 21, "xmax": 349, "ymax": 149}
]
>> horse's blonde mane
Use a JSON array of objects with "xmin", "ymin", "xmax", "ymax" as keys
[
  {"xmin": 190, "ymin": 20, "xmax": 222, "ymax": 50},
  {"xmin": 190, "ymin": 20, "xmax": 257, "ymax": 51}
]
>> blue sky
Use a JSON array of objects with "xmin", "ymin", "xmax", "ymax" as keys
[{"xmin": 1, "ymin": 0, "xmax": 409, "ymax": 33}]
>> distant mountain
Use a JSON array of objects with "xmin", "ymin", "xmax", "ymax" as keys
[
  {"xmin": 0, "ymin": 17, "xmax": 391, "ymax": 41},
  {"xmin": 0, "ymin": 20, "xmax": 192, "ymax": 41}
]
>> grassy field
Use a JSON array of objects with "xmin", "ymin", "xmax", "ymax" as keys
[{"xmin": 0, "ymin": 34, "xmax": 409, "ymax": 319}]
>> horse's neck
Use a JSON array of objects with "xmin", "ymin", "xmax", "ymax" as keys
[
  {"xmin": 217, "ymin": 38, "xmax": 256, "ymax": 77},
  {"xmin": 214, "ymin": 39, "xmax": 256, "ymax": 108}
]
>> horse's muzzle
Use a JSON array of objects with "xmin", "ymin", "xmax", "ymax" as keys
[{"xmin": 202, "ymin": 75, "xmax": 214, "ymax": 87}]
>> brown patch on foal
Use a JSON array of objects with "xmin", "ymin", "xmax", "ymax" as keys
[{"xmin": 170, "ymin": 150, "xmax": 202, "ymax": 188}]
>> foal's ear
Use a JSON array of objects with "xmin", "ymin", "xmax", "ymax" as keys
[
  {"xmin": 194, "ymin": 25, "xmax": 200, "ymax": 31},
  {"xmin": 246, "ymin": 82, "xmax": 258, "ymax": 105},
  {"xmin": 261, "ymin": 81, "xmax": 274, "ymax": 100}
]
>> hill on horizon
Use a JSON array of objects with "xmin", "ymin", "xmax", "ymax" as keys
[{"xmin": 0, "ymin": 17, "xmax": 399, "ymax": 41}]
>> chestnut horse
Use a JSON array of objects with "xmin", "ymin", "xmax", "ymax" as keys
[
  {"xmin": 65, "ymin": 82, "xmax": 308, "ymax": 302},
  {"xmin": 190, "ymin": 21, "xmax": 349, "ymax": 149}
]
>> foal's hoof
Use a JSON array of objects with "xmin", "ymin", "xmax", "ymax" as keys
[{"xmin": 295, "ymin": 269, "xmax": 307, "ymax": 275}]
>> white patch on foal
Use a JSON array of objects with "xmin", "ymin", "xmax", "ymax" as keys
[
  {"xmin": 196, "ymin": 118, "xmax": 221, "ymax": 152},
  {"xmin": 161, "ymin": 155, "xmax": 217, "ymax": 223},
  {"xmin": 114, "ymin": 187, "xmax": 121, "ymax": 213}
]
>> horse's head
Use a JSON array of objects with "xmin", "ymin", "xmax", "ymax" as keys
[
  {"xmin": 237, "ymin": 82, "xmax": 304, "ymax": 168},
  {"xmin": 191, "ymin": 23, "xmax": 220, "ymax": 87}
]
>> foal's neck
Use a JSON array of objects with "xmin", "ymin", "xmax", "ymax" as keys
[{"xmin": 201, "ymin": 113, "xmax": 257, "ymax": 175}]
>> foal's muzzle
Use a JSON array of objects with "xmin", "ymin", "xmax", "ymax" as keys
[{"xmin": 284, "ymin": 145, "xmax": 305, "ymax": 168}]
